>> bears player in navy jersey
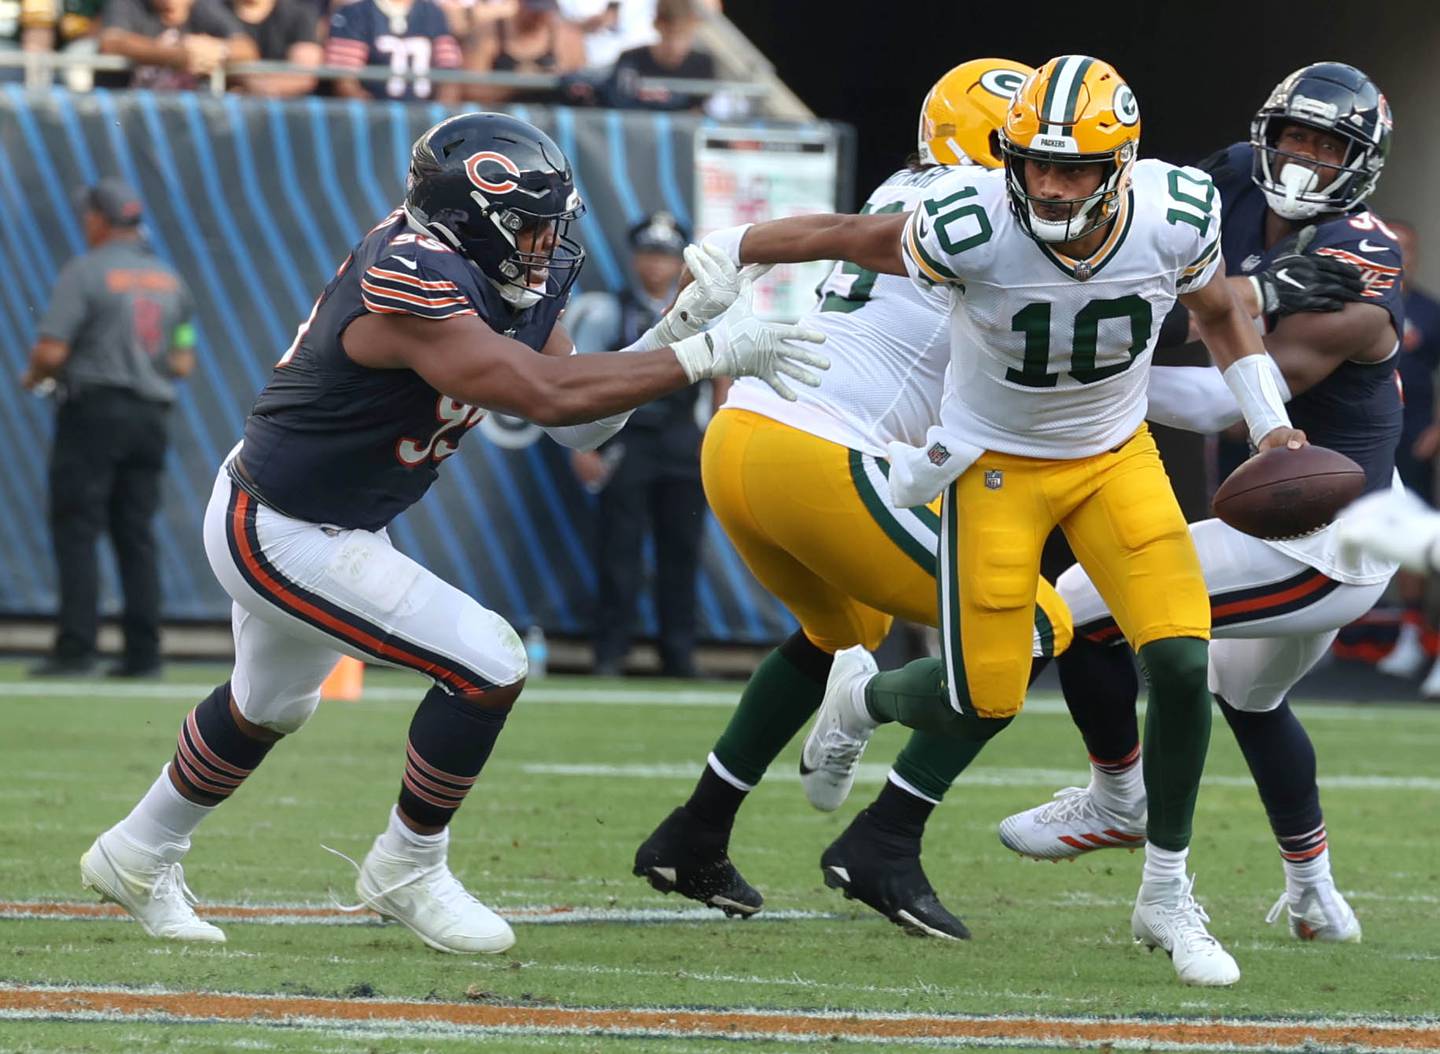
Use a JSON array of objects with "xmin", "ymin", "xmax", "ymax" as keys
[
  {"xmin": 1000, "ymin": 63, "xmax": 1402, "ymax": 944},
  {"xmin": 77, "ymin": 112, "xmax": 826, "ymax": 954}
]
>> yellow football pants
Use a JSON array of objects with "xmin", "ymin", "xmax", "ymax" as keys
[
  {"xmin": 702, "ymin": 408, "xmax": 1073, "ymax": 659},
  {"xmin": 941, "ymin": 423, "xmax": 1210, "ymax": 719}
]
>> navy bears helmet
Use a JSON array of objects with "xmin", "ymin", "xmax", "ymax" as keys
[
  {"xmin": 1250, "ymin": 62, "xmax": 1392, "ymax": 221},
  {"xmin": 405, "ymin": 112, "xmax": 586, "ymax": 308}
]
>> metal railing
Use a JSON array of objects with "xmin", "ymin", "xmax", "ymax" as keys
[{"xmin": 0, "ymin": 47, "xmax": 776, "ymax": 109}]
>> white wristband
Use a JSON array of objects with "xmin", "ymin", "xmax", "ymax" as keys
[
  {"xmin": 1222, "ymin": 354, "xmax": 1291, "ymax": 447},
  {"xmin": 621, "ymin": 325, "xmax": 670, "ymax": 353},
  {"xmin": 671, "ymin": 329, "xmax": 720, "ymax": 384},
  {"xmin": 701, "ymin": 224, "xmax": 752, "ymax": 269}
]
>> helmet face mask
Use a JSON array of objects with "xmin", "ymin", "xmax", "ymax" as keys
[
  {"xmin": 997, "ymin": 56, "xmax": 1140, "ymax": 249},
  {"xmin": 405, "ymin": 113, "xmax": 587, "ymax": 308},
  {"xmin": 1250, "ymin": 62, "xmax": 1391, "ymax": 221}
]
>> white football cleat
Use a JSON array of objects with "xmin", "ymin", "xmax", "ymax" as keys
[
  {"xmin": 1377, "ymin": 623, "xmax": 1426, "ymax": 678},
  {"xmin": 355, "ymin": 836, "xmax": 515, "ymax": 954},
  {"xmin": 799, "ymin": 646, "xmax": 878, "ymax": 812},
  {"xmin": 997, "ymin": 786, "xmax": 1146, "ymax": 861},
  {"xmin": 1132, "ymin": 875, "xmax": 1240, "ymax": 987},
  {"xmin": 1420, "ymin": 656, "xmax": 1440, "ymax": 700},
  {"xmin": 1266, "ymin": 881, "xmax": 1362, "ymax": 942},
  {"xmin": 80, "ymin": 831, "xmax": 225, "ymax": 943}
]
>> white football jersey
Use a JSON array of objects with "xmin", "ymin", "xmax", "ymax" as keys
[
  {"xmin": 900, "ymin": 159, "xmax": 1223, "ymax": 459},
  {"xmin": 724, "ymin": 167, "xmax": 955, "ymax": 457}
]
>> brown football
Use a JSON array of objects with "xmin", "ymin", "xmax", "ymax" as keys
[{"xmin": 1212, "ymin": 445, "xmax": 1367, "ymax": 540}]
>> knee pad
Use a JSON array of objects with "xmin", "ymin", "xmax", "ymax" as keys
[
  {"xmin": 232, "ymin": 675, "xmax": 322, "ymax": 735},
  {"xmin": 1138, "ymin": 636, "xmax": 1209, "ymax": 693}
]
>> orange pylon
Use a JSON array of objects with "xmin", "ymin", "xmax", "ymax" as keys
[{"xmin": 321, "ymin": 656, "xmax": 365, "ymax": 701}]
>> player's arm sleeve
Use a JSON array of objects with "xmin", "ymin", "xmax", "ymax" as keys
[
  {"xmin": 892, "ymin": 174, "xmax": 984, "ymax": 292},
  {"xmin": 36, "ymin": 258, "xmax": 92, "ymax": 344},
  {"xmin": 1171, "ymin": 166, "xmax": 1224, "ymax": 296},
  {"xmin": 1146, "ymin": 359, "xmax": 1291, "ymax": 434},
  {"xmin": 359, "ymin": 256, "xmax": 478, "ymax": 320}
]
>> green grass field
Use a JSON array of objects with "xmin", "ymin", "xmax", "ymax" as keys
[{"xmin": 2, "ymin": 660, "xmax": 1438, "ymax": 1052}]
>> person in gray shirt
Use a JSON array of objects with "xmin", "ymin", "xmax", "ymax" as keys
[{"xmin": 23, "ymin": 180, "xmax": 196, "ymax": 677}]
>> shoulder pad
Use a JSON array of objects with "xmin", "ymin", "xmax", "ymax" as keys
[
  {"xmin": 361, "ymin": 244, "xmax": 477, "ymax": 320},
  {"xmin": 1309, "ymin": 211, "xmax": 1403, "ymax": 301}
]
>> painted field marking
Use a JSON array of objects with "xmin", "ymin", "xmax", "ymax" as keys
[
  {"xmin": 2, "ymin": 983, "xmax": 1439, "ymax": 1051},
  {"xmin": 0, "ymin": 680, "xmax": 1431, "ymax": 722},
  {"xmin": 0, "ymin": 901, "xmax": 833, "ymax": 926}
]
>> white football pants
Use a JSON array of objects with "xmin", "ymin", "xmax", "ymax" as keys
[
  {"xmin": 1059, "ymin": 517, "xmax": 1390, "ymax": 712},
  {"xmin": 202, "ymin": 462, "xmax": 527, "ymax": 733}
]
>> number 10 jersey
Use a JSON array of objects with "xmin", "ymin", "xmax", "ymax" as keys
[{"xmin": 901, "ymin": 160, "xmax": 1223, "ymax": 459}]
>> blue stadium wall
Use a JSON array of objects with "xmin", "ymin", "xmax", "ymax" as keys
[{"xmin": 0, "ymin": 87, "xmax": 836, "ymax": 643}]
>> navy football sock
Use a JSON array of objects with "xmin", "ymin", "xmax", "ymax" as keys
[
  {"xmin": 1216, "ymin": 695, "xmax": 1325, "ymax": 856},
  {"xmin": 1057, "ymin": 636, "xmax": 1142, "ymax": 767},
  {"xmin": 398, "ymin": 684, "xmax": 511, "ymax": 829},
  {"xmin": 170, "ymin": 682, "xmax": 276, "ymax": 806}
]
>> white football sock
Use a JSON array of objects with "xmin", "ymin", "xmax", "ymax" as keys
[
  {"xmin": 1142, "ymin": 844, "xmax": 1189, "ymax": 886},
  {"xmin": 111, "ymin": 764, "xmax": 213, "ymax": 855},
  {"xmin": 1284, "ymin": 847, "xmax": 1333, "ymax": 899},
  {"xmin": 380, "ymin": 805, "xmax": 448, "ymax": 855},
  {"xmin": 849, "ymin": 674, "xmax": 880, "ymax": 732},
  {"xmin": 1089, "ymin": 756, "xmax": 1144, "ymax": 815}
]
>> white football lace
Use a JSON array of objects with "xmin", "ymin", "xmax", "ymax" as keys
[
  {"xmin": 815, "ymin": 730, "xmax": 866, "ymax": 774},
  {"xmin": 1264, "ymin": 891, "xmax": 1291, "ymax": 926},
  {"xmin": 150, "ymin": 863, "xmax": 200, "ymax": 910},
  {"xmin": 1035, "ymin": 787, "xmax": 1104, "ymax": 824},
  {"xmin": 321, "ymin": 843, "xmax": 475, "ymax": 916},
  {"xmin": 1168, "ymin": 875, "xmax": 1221, "ymax": 951}
]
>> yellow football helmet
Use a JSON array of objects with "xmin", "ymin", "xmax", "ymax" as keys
[
  {"xmin": 998, "ymin": 55, "xmax": 1140, "ymax": 243},
  {"xmin": 917, "ymin": 58, "xmax": 1035, "ymax": 169}
]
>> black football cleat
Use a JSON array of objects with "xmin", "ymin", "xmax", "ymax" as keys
[
  {"xmin": 819, "ymin": 807, "xmax": 971, "ymax": 940},
  {"xmin": 633, "ymin": 807, "xmax": 763, "ymax": 917}
]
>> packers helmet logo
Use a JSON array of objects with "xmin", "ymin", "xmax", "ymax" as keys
[
  {"xmin": 1113, "ymin": 85, "xmax": 1139, "ymax": 126},
  {"xmin": 979, "ymin": 68, "xmax": 1027, "ymax": 100},
  {"xmin": 464, "ymin": 151, "xmax": 522, "ymax": 195}
]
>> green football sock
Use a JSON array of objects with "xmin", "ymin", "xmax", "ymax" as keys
[
  {"xmin": 891, "ymin": 728, "xmax": 988, "ymax": 802},
  {"xmin": 711, "ymin": 631, "xmax": 831, "ymax": 787},
  {"xmin": 1136, "ymin": 636, "xmax": 1212, "ymax": 852}
]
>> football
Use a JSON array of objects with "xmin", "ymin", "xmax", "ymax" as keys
[{"xmin": 1212, "ymin": 445, "xmax": 1367, "ymax": 540}]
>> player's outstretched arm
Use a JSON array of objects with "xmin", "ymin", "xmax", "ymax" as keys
[
  {"xmin": 705, "ymin": 212, "xmax": 909, "ymax": 276},
  {"xmin": 1261, "ymin": 300, "xmax": 1396, "ymax": 396},
  {"xmin": 344, "ymin": 291, "xmax": 826, "ymax": 426},
  {"xmin": 1180, "ymin": 266, "xmax": 1305, "ymax": 451}
]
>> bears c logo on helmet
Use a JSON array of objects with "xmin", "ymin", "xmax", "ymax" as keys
[{"xmin": 464, "ymin": 151, "xmax": 522, "ymax": 195}]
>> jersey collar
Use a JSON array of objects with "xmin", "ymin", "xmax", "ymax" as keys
[{"xmin": 1031, "ymin": 187, "xmax": 1134, "ymax": 282}]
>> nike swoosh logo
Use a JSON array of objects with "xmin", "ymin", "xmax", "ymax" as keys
[
  {"xmin": 916, "ymin": 216, "xmax": 930, "ymax": 239},
  {"xmin": 798, "ymin": 759, "xmax": 817, "ymax": 776},
  {"xmin": 391, "ymin": 256, "xmax": 419, "ymax": 270},
  {"xmin": 1358, "ymin": 240, "xmax": 1389, "ymax": 253},
  {"xmin": 1275, "ymin": 268, "xmax": 1305, "ymax": 290}
]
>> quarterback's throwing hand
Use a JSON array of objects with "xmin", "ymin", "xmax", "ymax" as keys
[
  {"xmin": 1337, "ymin": 488, "xmax": 1440, "ymax": 574},
  {"xmin": 1257, "ymin": 426, "xmax": 1307, "ymax": 451},
  {"xmin": 672, "ymin": 281, "xmax": 828, "ymax": 400}
]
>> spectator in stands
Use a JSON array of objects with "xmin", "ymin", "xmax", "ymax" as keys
[
  {"xmin": 22, "ymin": 181, "xmax": 195, "ymax": 679},
  {"xmin": 227, "ymin": 0, "xmax": 320, "ymax": 95},
  {"xmin": 464, "ymin": 0, "xmax": 581, "ymax": 103},
  {"xmin": 1375, "ymin": 220, "xmax": 1440, "ymax": 693},
  {"xmin": 443, "ymin": 0, "xmax": 513, "ymax": 87},
  {"xmin": 603, "ymin": 0, "xmax": 712, "ymax": 111},
  {"xmin": 557, "ymin": 0, "xmax": 652, "ymax": 72},
  {"xmin": 566, "ymin": 212, "xmax": 720, "ymax": 678},
  {"xmin": 11, "ymin": 0, "xmax": 107, "ymax": 90},
  {"xmin": 99, "ymin": 0, "xmax": 257, "ymax": 89},
  {"xmin": 326, "ymin": 0, "xmax": 460, "ymax": 101}
]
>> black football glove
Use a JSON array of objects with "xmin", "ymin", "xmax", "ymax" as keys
[{"xmin": 1250, "ymin": 226, "xmax": 1367, "ymax": 317}]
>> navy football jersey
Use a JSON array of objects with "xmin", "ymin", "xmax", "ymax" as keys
[
  {"xmin": 238, "ymin": 211, "xmax": 569, "ymax": 531},
  {"xmin": 325, "ymin": 0, "xmax": 461, "ymax": 100},
  {"xmin": 1203, "ymin": 142, "xmax": 1405, "ymax": 495}
]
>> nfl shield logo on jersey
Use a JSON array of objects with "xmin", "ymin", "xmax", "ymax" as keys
[
  {"xmin": 927, "ymin": 443, "xmax": 951, "ymax": 467},
  {"xmin": 984, "ymin": 469, "xmax": 1004, "ymax": 490}
]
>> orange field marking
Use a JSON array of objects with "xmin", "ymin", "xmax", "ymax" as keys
[{"xmin": 3, "ymin": 984, "xmax": 1440, "ymax": 1051}]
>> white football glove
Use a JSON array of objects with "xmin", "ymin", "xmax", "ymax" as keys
[
  {"xmin": 644, "ymin": 244, "xmax": 773, "ymax": 348},
  {"xmin": 1336, "ymin": 488, "xmax": 1440, "ymax": 573},
  {"xmin": 672, "ymin": 280, "xmax": 827, "ymax": 401}
]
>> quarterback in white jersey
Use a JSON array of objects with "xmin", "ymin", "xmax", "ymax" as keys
[
  {"xmin": 634, "ymin": 59, "xmax": 1075, "ymax": 943},
  {"xmin": 713, "ymin": 55, "xmax": 1307, "ymax": 987}
]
